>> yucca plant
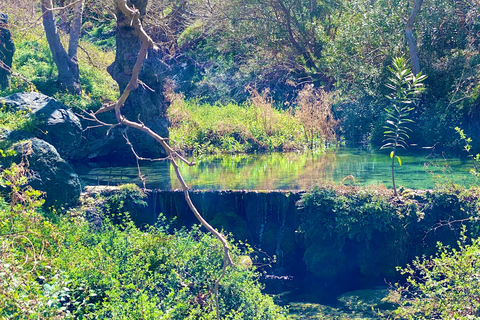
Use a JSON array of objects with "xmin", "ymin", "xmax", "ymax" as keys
[{"xmin": 381, "ymin": 57, "xmax": 426, "ymax": 196}]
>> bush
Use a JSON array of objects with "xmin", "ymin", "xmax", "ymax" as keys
[
  {"xmin": 0, "ymin": 171, "xmax": 285, "ymax": 319},
  {"xmin": 389, "ymin": 231, "xmax": 480, "ymax": 319}
]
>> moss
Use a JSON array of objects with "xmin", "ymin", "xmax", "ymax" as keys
[
  {"xmin": 299, "ymin": 184, "xmax": 480, "ymax": 279},
  {"xmin": 304, "ymin": 244, "xmax": 346, "ymax": 278},
  {"xmin": 210, "ymin": 211, "xmax": 252, "ymax": 242}
]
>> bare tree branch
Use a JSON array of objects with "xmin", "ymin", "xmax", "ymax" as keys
[
  {"xmin": 0, "ymin": 60, "xmax": 35, "ymax": 91},
  {"xmin": 85, "ymin": 1, "xmax": 234, "ymax": 318}
]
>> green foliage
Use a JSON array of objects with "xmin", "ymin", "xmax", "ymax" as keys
[
  {"xmin": 381, "ymin": 57, "xmax": 426, "ymax": 195},
  {"xmin": 298, "ymin": 183, "xmax": 480, "ymax": 279},
  {"xmin": 0, "ymin": 98, "xmax": 36, "ymax": 132},
  {"xmin": 298, "ymin": 184, "xmax": 406, "ymax": 277},
  {"xmin": 82, "ymin": 18, "xmax": 116, "ymax": 50},
  {"xmin": 382, "ymin": 57, "xmax": 426, "ymax": 151},
  {"xmin": 54, "ymin": 220, "xmax": 285, "ymax": 319},
  {"xmin": 101, "ymin": 183, "xmax": 148, "ymax": 226},
  {"xmin": 0, "ymin": 162, "xmax": 60, "ymax": 318},
  {"xmin": 168, "ymin": 92, "xmax": 320, "ymax": 155},
  {"xmin": 0, "ymin": 170, "xmax": 285, "ymax": 319},
  {"xmin": 455, "ymin": 126, "xmax": 480, "ymax": 177},
  {"xmin": 389, "ymin": 229, "xmax": 480, "ymax": 319},
  {"xmin": 0, "ymin": 29, "xmax": 118, "ymax": 111}
]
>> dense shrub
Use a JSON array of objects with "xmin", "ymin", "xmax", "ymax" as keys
[
  {"xmin": 389, "ymin": 232, "xmax": 480, "ymax": 319},
  {"xmin": 0, "ymin": 169, "xmax": 285, "ymax": 319}
]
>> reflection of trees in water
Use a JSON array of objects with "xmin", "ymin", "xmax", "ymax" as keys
[
  {"xmin": 287, "ymin": 152, "xmax": 337, "ymax": 189},
  {"xmin": 172, "ymin": 152, "xmax": 338, "ymax": 190},
  {"xmin": 79, "ymin": 150, "xmax": 477, "ymax": 190}
]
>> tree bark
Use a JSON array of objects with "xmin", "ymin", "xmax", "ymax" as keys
[
  {"xmin": 406, "ymin": 0, "xmax": 423, "ymax": 75},
  {"xmin": 0, "ymin": 13, "xmax": 15, "ymax": 90},
  {"xmin": 68, "ymin": 0, "xmax": 84, "ymax": 59},
  {"xmin": 40, "ymin": 0, "xmax": 82, "ymax": 94},
  {"xmin": 107, "ymin": 0, "xmax": 169, "ymax": 160}
]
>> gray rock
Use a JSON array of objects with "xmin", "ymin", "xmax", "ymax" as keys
[
  {"xmin": 10, "ymin": 138, "xmax": 82, "ymax": 208},
  {"xmin": 1, "ymin": 92, "xmax": 83, "ymax": 160},
  {"xmin": 0, "ymin": 13, "xmax": 14, "ymax": 90},
  {"xmin": 0, "ymin": 128, "xmax": 34, "ymax": 141}
]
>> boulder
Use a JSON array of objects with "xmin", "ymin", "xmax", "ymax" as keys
[
  {"xmin": 0, "ymin": 13, "xmax": 15, "ymax": 90},
  {"xmin": 1, "ymin": 92, "xmax": 83, "ymax": 160},
  {"xmin": 9, "ymin": 138, "xmax": 82, "ymax": 208}
]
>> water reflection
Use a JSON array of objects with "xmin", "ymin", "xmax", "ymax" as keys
[{"xmin": 75, "ymin": 148, "xmax": 478, "ymax": 190}]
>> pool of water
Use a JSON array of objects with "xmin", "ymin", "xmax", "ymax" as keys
[
  {"xmin": 285, "ymin": 287, "xmax": 393, "ymax": 319},
  {"xmin": 76, "ymin": 148, "xmax": 478, "ymax": 190}
]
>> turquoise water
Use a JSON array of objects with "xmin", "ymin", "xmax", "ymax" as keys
[{"xmin": 76, "ymin": 148, "xmax": 478, "ymax": 190}]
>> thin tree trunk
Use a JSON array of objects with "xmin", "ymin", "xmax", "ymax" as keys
[
  {"xmin": 406, "ymin": 0, "xmax": 423, "ymax": 75},
  {"xmin": 41, "ymin": 0, "xmax": 81, "ymax": 94},
  {"xmin": 391, "ymin": 148, "xmax": 397, "ymax": 197},
  {"xmin": 68, "ymin": 0, "xmax": 84, "ymax": 59}
]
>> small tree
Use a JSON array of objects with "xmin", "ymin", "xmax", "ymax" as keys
[
  {"xmin": 381, "ymin": 57, "xmax": 425, "ymax": 197},
  {"xmin": 40, "ymin": 0, "xmax": 84, "ymax": 94}
]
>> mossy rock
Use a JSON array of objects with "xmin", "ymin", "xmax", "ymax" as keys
[
  {"xmin": 210, "ymin": 211, "xmax": 252, "ymax": 242},
  {"xmin": 304, "ymin": 244, "xmax": 346, "ymax": 278}
]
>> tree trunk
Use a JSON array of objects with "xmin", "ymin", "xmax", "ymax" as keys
[
  {"xmin": 41, "ymin": 0, "xmax": 82, "ymax": 94},
  {"xmin": 68, "ymin": 0, "xmax": 84, "ymax": 60},
  {"xmin": 106, "ymin": 0, "xmax": 169, "ymax": 160},
  {"xmin": 0, "ymin": 13, "xmax": 15, "ymax": 90},
  {"xmin": 406, "ymin": 0, "xmax": 423, "ymax": 75}
]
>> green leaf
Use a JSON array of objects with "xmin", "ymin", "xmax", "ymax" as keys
[{"xmin": 396, "ymin": 156, "xmax": 402, "ymax": 166}]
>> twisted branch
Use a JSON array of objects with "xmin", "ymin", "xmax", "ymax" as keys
[{"xmin": 90, "ymin": 1, "xmax": 234, "ymax": 318}]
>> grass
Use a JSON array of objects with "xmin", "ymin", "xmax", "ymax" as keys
[
  {"xmin": 167, "ymin": 89, "xmax": 335, "ymax": 156},
  {"xmin": 0, "ymin": 26, "xmax": 118, "ymax": 111}
]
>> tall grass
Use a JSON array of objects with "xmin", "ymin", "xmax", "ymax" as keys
[{"xmin": 168, "ymin": 87, "xmax": 337, "ymax": 156}]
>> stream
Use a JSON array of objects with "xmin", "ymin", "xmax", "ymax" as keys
[
  {"xmin": 74, "ymin": 147, "xmax": 478, "ymax": 318},
  {"xmin": 75, "ymin": 147, "xmax": 478, "ymax": 190}
]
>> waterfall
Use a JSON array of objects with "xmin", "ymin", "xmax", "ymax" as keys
[{"xmin": 275, "ymin": 195, "xmax": 288, "ymax": 269}]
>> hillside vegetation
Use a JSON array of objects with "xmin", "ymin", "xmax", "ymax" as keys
[{"xmin": 2, "ymin": 0, "xmax": 480, "ymax": 153}]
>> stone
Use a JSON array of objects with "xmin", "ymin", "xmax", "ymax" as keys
[
  {"xmin": 9, "ymin": 138, "xmax": 82, "ymax": 208},
  {"xmin": 1, "ymin": 92, "xmax": 83, "ymax": 160},
  {"xmin": 0, "ymin": 13, "xmax": 14, "ymax": 90}
]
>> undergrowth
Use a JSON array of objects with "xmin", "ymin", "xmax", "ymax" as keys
[
  {"xmin": 167, "ymin": 87, "xmax": 337, "ymax": 156},
  {"xmin": 0, "ymin": 27, "xmax": 118, "ymax": 111},
  {"xmin": 0, "ymin": 164, "xmax": 285, "ymax": 319}
]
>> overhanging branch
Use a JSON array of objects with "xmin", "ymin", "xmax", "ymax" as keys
[{"xmin": 87, "ymin": 1, "xmax": 234, "ymax": 318}]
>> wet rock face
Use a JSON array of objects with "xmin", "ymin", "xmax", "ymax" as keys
[
  {"xmin": 10, "ymin": 138, "xmax": 82, "ymax": 208},
  {"xmin": 1, "ymin": 92, "xmax": 83, "ymax": 160},
  {"xmin": 0, "ymin": 13, "xmax": 15, "ymax": 90}
]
